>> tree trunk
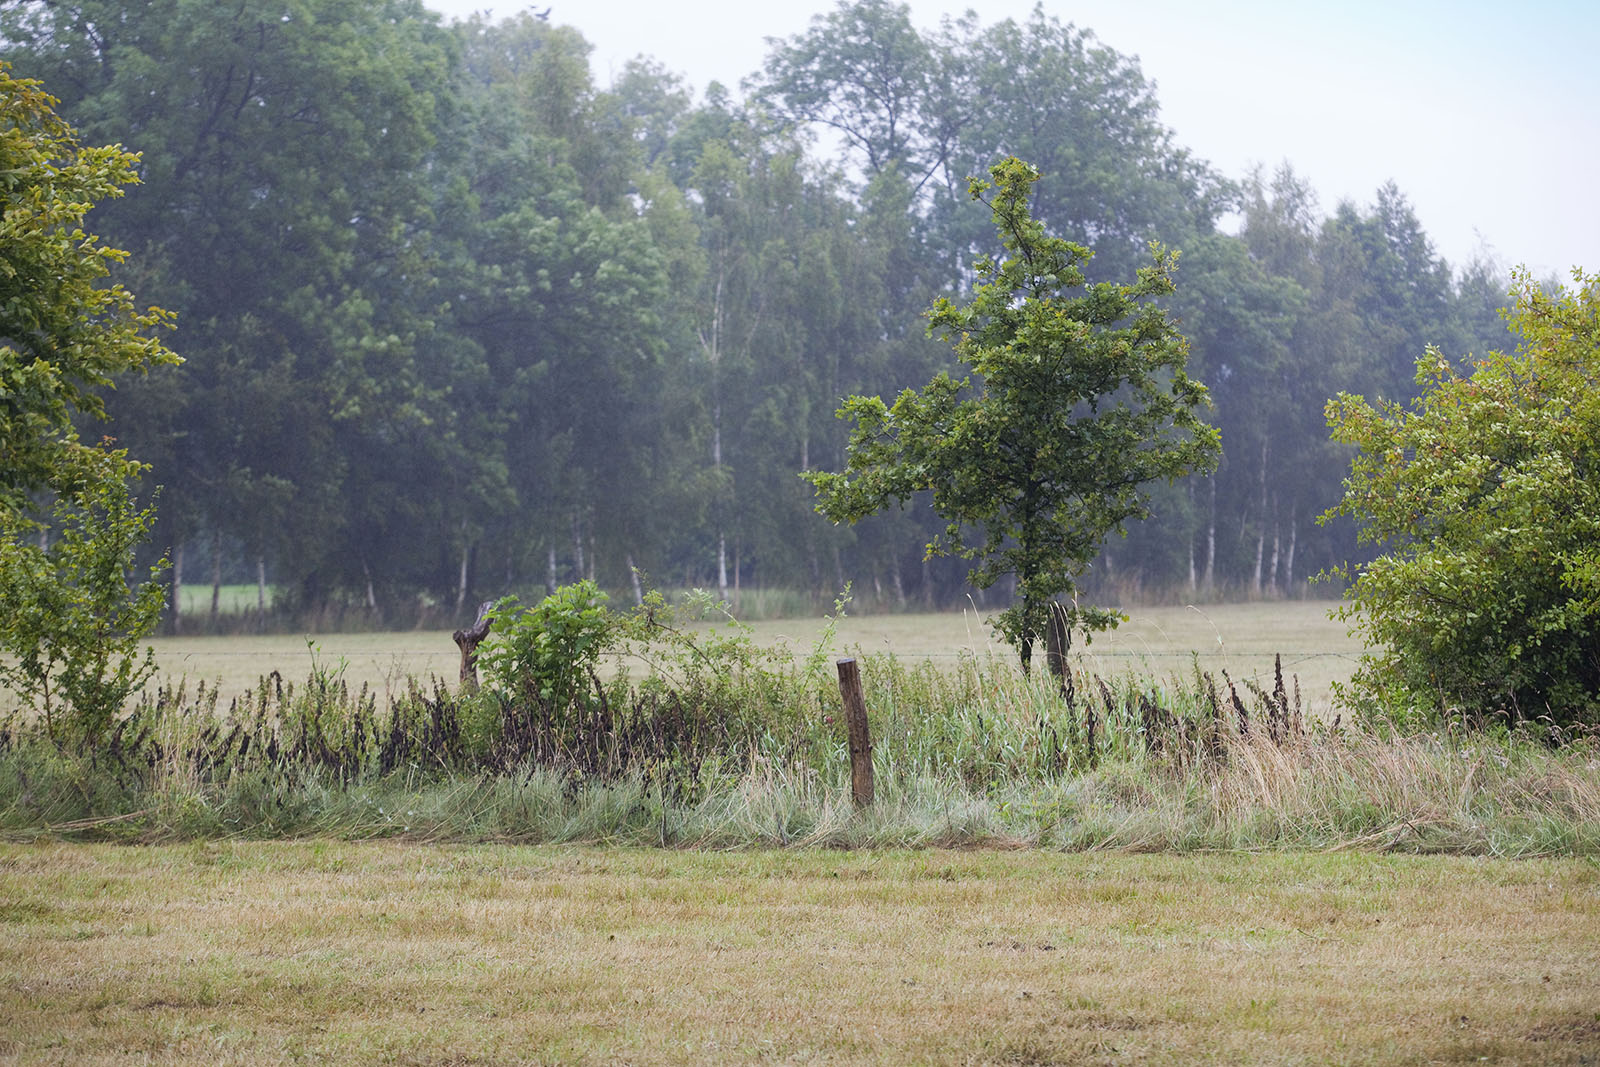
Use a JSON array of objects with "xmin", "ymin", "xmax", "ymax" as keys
[
  {"xmin": 717, "ymin": 530, "xmax": 728, "ymax": 601},
  {"xmin": 1252, "ymin": 438, "xmax": 1269, "ymax": 597},
  {"xmin": 1268, "ymin": 495, "xmax": 1281, "ymax": 597},
  {"xmin": 627, "ymin": 553, "xmax": 644, "ymax": 606},
  {"xmin": 257, "ymin": 557, "xmax": 267, "ymax": 614},
  {"xmin": 571, "ymin": 514, "xmax": 584, "ymax": 584},
  {"xmin": 170, "ymin": 541, "xmax": 185, "ymax": 635},
  {"xmin": 455, "ymin": 528, "xmax": 471, "ymax": 616},
  {"xmin": 547, "ymin": 545, "xmax": 558, "ymax": 595},
  {"xmin": 209, "ymin": 527, "xmax": 222, "ymax": 619},
  {"xmin": 1284, "ymin": 511, "xmax": 1298, "ymax": 593},
  {"xmin": 1252, "ymin": 529, "xmax": 1266, "ymax": 597},
  {"xmin": 1045, "ymin": 601, "xmax": 1072, "ymax": 700},
  {"xmin": 1187, "ymin": 484, "xmax": 1197, "ymax": 592},
  {"xmin": 1203, "ymin": 476, "xmax": 1216, "ymax": 593}
]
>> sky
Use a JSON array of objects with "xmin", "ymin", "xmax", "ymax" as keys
[{"xmin": 422, "ymin": 0, "xmax": 1598, "ymax": 280}]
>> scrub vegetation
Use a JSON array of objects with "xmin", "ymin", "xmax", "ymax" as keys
[{"xmin": 3, "ymin": 590, "xmax": 1595, "ymax": 854}]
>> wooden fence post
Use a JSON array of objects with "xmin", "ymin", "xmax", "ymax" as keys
[{"xmin": 836, "ymin": 658, "xmax": 874, "ymax": 808}]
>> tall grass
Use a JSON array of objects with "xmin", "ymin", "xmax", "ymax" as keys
[{"xmin": 2, "ymin": 643, "xmax": 1595, "ymax": 855}]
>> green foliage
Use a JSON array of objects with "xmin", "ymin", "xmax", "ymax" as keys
[
  {"xmin": 0, "ymin": 5, "xmax": 1525, "ymax": 618},
  {"xmin": 0, "ymin": 457, "xmax": 167, "ymax": 751},
  {"xmin": 1323, "ymin": 269, "xmax": 1600, "ymax": 728},
  {"xmin": 481, "ymin": 582, "xmax": 617, "ymax": 710},
  {"xmin": 7, "ymin": 645, "xmax": 1599, "ymax": 857},
  {"xmin": 0, "ymin": 64, "xmax": 177, "ymax": 507},
  {"xmin": 808, "ymin": 158, "xmax": 1219, "ymax": 668},
  {"xmin": 2, "ymin": 1, "xmax": 456, "ymax": 616},
  {"xmin": 0, "ymin": 65, "xmax": 175, "ymax": 749},
  {"xmin": 0, "ymin": 457, "xmax": 165, "ymax": 751}
]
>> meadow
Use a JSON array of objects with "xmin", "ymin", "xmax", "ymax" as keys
[
  {"xmin": 6, "ymin": 600, "xmax": 1600, "ymax": 1062},
  {"xmin": 142, "ymin": 600, "xmax": 1364, "ymax": 714},
  {"xmin": 2, "ymin": 842, "xmax": 1597, "ymax": 1065}
]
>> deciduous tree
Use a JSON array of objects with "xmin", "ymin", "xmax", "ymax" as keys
[
  {"xmin": 0, "ymin": 65, "xmax": 176, "ymax": 742},
  {"xmin": 808, "ymin": 159, "xmax": 1219, "ymax": 669}
]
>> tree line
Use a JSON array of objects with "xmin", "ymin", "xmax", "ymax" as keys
[{"xmin": 0, "ymin": 0, "xmax": 1521, "ymax": 629}]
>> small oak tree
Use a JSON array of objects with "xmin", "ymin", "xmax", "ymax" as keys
[
  {"xmin": 1323, "ymin": 268, "xmax": 1600, "ymax": 729},
  {"xmin": 0, "ymin": 66, "xmax": 177, "ymax": 747},
  {"xmin": 807, "ymin": 158, "xmax": 1219, "ymax": 671}
]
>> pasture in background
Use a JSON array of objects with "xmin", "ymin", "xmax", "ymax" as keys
[
  {"xmin": 173, "ymin": 583, "xmax": 272, "ymax": 617},
  {"xmin": 142, "ymin": 600, "xmax": 1362, "ymax": 713}
]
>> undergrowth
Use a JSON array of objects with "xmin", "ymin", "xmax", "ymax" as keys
[{"xmin": 2, "ymin": 596, "xmax": 1596, "ymax": 855}]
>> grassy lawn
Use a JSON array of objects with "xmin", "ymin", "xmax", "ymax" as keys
[
  {"xmin": 2, "ymin": 842, "xmax": 1596, "ymax": 1065},
  {"xmin": 141, "ymin": 600, "xmax": 1363, "ymax": 714}
]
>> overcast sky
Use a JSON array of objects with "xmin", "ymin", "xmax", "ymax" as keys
[{"xmin": 422, "ymin": 0, "xmax": 1598, "ymax": 281}]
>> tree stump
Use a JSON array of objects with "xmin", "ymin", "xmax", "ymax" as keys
[{"xmin": 452, "ymin": 600, "xmax": 495, "ymax": 692}]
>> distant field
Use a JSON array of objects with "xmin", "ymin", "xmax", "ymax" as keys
[
  {"xmin": 141, "ymin": 601, "xmax": 1362, "ymax": 713},
  {"xmin": 173, "ymin": 583, "xmax": 272, "ymax": 616},
  {"xmin": 2, "ymin": 842, "xmax": 1595, "ymax": 1065}
]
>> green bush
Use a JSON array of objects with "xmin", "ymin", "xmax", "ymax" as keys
[
  {"xmin": 1323, "ymin": 269, "xmax": 1600, "ymax": 729},
  {"xmin": 0, "ymin": 459, "xmax": 167, "ymax": 751},
  {"xmin": 481, "ymin": 581, "xmax": 616, "ymax": 710}
]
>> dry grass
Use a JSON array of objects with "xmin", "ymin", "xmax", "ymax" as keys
[
  {"xmin": 1, "ymin": 842, "xmax": 1596, "ymax": 1065},
  {"xmin": 136, "ymin": 601, "xmax": 1362, "ymax": 714}
]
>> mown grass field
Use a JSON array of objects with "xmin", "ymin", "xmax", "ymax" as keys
[
  {"xmin": 143, "ymin": 600, "xmax": 1363, "ymax": 714},
  {"xmin": 3, "ymin": 842, "xmax": 1597, "ymax": 1065}
]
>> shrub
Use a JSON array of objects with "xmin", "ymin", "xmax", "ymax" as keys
[
  {"xmin": 1323, "ymin": 268, "xmax": 1600, "ymax": 729},
  {"xmin": 481, "ymin": 581, "xmax": 616, "ymax": 710},
  {"xmin": 0, "ymin": 459, "xmax": 167, "ymax": 751}
]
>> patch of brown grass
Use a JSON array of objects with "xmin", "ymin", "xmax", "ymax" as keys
[{"xmin": 2, "ymin": 843, "xmax": 1597, "ymax": 1064}]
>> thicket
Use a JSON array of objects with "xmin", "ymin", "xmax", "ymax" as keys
[{"xmin": 0, "ymin": 65, "xmax": 177, "ymax": 753}]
